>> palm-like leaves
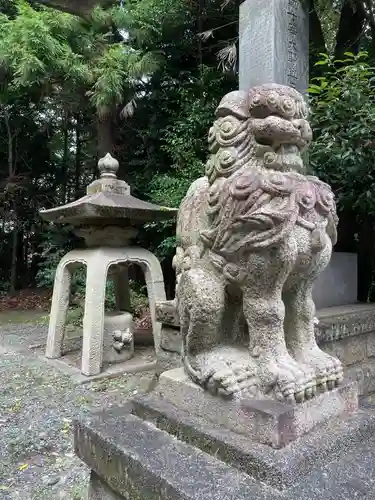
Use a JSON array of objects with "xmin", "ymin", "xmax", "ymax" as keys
[{"xmin": 0, "ymin": 1, "xmax": 163, "ymax": 120}]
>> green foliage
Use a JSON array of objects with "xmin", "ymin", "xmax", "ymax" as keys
[
  {"xmin": 35, "ymin": 224, "xmax": 81, "ymax": 289},
  {"xmin": 0, "ymin": 1, "xmax": 90, "ymax": 89},
  {"xmin": 144, "ymin": 66, "xmax": 235, "ymax": 258},
  {"xmin": 88, "ymin": 42, "xmax": 161, "ymax": 117},
  {"xmin": 0, "ymin": 1, "xmax": 162, "ymax": 116},
  {"xmin": 309, "ymin": 51, "xmax": 375, "ymax": 219}
]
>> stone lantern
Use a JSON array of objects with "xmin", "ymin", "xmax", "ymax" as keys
[{"xmin": 40, "ymin": 153, "xmax": 177, "ymax": 377}]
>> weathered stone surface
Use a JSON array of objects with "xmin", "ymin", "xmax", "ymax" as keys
[
  {"xmin": 315, "ymin": 303, "xmax": 375, "ymax": 342},
  {"xmin": 312, "ymin": 252, "xmax": 358, "ymax": 309},
  {"xmin": 88, "ymin": 471, "xmax": 122, "ymax": 500},
  {"xmin": 173, "ymin": 84, "xmax": 343, "ymax": 405},
  {"xmin": 40, "ymin": 153, "xmax": 176, "ymax": 225},
  {"xmin": 239, "ymin": 0, "xmax": 309, "ymax": 93},
  {"xmin": 322, "ymin": 336, "xmax": 367, "ymax": 367},
  {"xmin": 160, "ymin": 326, "xmax": 181, "ymax": 354},
  {"xmin": 367, "ymin": 331, "xmax": 375, "ymax": 357},
  {"xmin": 46, "ymin": 247, "xmax": 166, "ymax": 377},
  {"xmin": 43, "ymin": 154, "xmax": 171, "ymax": 378},
  {"xmin": 159, "ymin": 301, "xmax": 375, "ymax": 396},
  {"xmin": 74, "ymin": 399, "xmax": 375, "ymax": 499},
  {"xmin": 156, "ymin": 367, "xmax": 358, "ymax": 448},
  {"xmin": 347, "ymin": 362, "xmax": 375, "ymax": 397},
  {"xmin": 155, "ymin": 299, "xmax": 180, "ymax": 327},
  {"xmin": 74, "ymin": 407, "xmax": 278, "ymax": 500},
  {"xmin": 104, "ymin": 311, "xmax": 134, "ymax": 361},
  {"xmin": 131, "ymin": 393, "xmax": 375, "ymax": 488}
]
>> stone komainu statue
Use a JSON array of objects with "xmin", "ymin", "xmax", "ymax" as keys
[{"xmin": 173, "ymin": 84, "xmax": 343, "ymax": 404}]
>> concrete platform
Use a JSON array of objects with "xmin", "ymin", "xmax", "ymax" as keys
[
  {"xmin": 157, "ymin": 367, "xmax": 358, "ymax": 448},
  {"xmin": 74, "ymin": 395, "xmax": 375, "ymax": 499}
]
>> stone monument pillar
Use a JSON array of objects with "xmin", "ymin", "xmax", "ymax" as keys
[{"xmin": 239, "ymin": 0, "xmax": 309, "ymax": 93}]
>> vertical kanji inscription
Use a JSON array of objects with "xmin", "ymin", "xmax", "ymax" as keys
[{"xmin": 287, "ymin": 0, "xmax": 299, "ymax": 88}]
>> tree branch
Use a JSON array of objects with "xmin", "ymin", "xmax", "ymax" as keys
[{"xmin": 31, "ymin": 0, "xmax": 114, "ymax": 17}]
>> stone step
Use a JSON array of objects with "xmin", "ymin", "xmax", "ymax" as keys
[{"xmin": 74, "ymin": 395, "xmax": 375, "ymax": 499}]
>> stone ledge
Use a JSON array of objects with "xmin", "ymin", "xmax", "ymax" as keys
[
  {"xmin": 315, "ymin": 304, "xmax": 375, "ymax": 342},
  {"xmin": 74, "ymin": 406, "xmax": 275, "ymax": 500},
  {"xmin": 74, "ymin": 397, "xmax": 375, "ymax": 498},
  {"xmin": 157, "ymin": 367, "xmax": 358, "ymax": 448},
  {"xmin": 131, "ymin": 393, "xmax": 375, "ymax": 488},
  {"xmin": 157, "ymin": 302, "xmax": 375, "ymax": 352}
]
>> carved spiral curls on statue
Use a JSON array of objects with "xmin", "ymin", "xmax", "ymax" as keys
[
  {"xmin": 315, "ymin": 184, "xmax": 335, "ymax": 216},
  {"xmin": 248, "ymin": 86, "xmax": 308, "ymax": 121},
  {"xmin": 202, "ymin": 175, "xmax": 299, "ymax": 258},
  {"xmin": 206, "ymin": 178, "xmax": 226, "ymax": 218},
  {"xmin": 206, "ymin": 116, "xmax": 253, "ymax": 184},
  {"xmin": 295, "ymin": 183, "xmax": 317, "ymax": 212}
]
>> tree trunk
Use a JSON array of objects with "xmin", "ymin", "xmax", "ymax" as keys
[
  {"xmin": 334, "ymin": 0, "xmax": 366, "ymax": 59},
  {"xmin": 4, "ymin": 113, "xmax": 18, "ymax": 293},
  {"xmin": 75, "ymin": 114, "xmax": 82, "ymax": 198},
  {"xmin": 33, "ymin": 0, "xmax": 113, "ymax": 17},
  {"xmin": 97, "ymin": 113, "xmax": 115, "ymax": 157},
  {"xmin": 10, "ymin": 206, "xmax": 18, "ymax": 294},
  {"xmin": 61, "ymin": 111, "xmax": 69, "ymax": 203},
  {"xmin": 309, "ymin": 0, "xmax": 327, "ymax": 74},
  {"xmin": 23, "ymin": 233, "xmax": 29, "ymax": 287},
  {"xmin": 16, "ymin": 229, "xmax": 25, "ymax": 287}
]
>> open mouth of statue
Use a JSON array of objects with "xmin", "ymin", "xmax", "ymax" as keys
[{"xmin": 257, "ymin": 142, "xmax": 304, "ymax": 171}]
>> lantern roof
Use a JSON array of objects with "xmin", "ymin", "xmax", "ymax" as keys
[{"xmin": 40, "ymin": 153, "xmax": 177, "ymax": 226}]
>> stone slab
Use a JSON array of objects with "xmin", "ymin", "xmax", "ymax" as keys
[
  {"xmin": 347, "ymin": 361, "xmax": 375, "ymax": 397},
  {"xmin": 160, "ymin": 326, "xmax": 181, "ymax": 354},
  {"xmin": 157, "ymin": 367, "xmax": 358, "ymax": 448},
  {"xmin": 74, "ymin": 407, "xmax": 278, "ymax": 500},
  {"xmin": 322, "ymin": 335, "xmax": 367, "ymax": 367},
  {"xmin": 74, "ymin": 399, "xmax": 375, "ymax": 499},
  {"xmin": 313, "ymin": 252, "xmax": 358, "ymax": 309},
  {"xmin": 44, "ymin": 356, "xmax": 157, "ymax": 384},
  {"xmin": 61, "ymin": 334, "xmax": 134, "ymax": 365},
  {"xmin": 239, "ymin": 0, "xmax": 309, "ymax": 93},
  {"xmin": 88, "ymin": 471, "xmax": 121, "ymax": 500},
  {"xmin": 155, "ymin": 300, "xmax": 180, "ymax": 327},
  {"xmin": 131, "ymin": 393, "xmax": 375, "ymax": 488},
  {"xmin": 316, "ymin": 303, "xmax": 375, "ymax": 342}
]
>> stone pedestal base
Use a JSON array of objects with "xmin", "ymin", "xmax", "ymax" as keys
[
  {"xmin": 157, "ymin": 368, "xmax": 358, "ymax": 448},
  {"xmin": 74, "ymin": 393, "xmax": 375, "ymax": 499}
]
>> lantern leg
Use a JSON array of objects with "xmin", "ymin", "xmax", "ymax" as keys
[
  {"xmin": 46, "ymin": 257, "xmax": 73, "ymax": 359},
  {"xmin": 81, "ymin": 257, "xmax": 107, "ymax": 376}
]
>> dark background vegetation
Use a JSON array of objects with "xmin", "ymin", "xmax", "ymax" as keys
[{"xmin": 1, "ymin": 0, "xmax": 375, "ymax": 311}]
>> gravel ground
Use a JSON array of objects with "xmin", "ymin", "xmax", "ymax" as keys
[{"xmin": 0, "ymin": 321, "xmax": 156, "ymax": 500}]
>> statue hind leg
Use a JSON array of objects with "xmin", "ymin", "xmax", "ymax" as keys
[
  {"xmin": 242, "ymin": 239, "xmax": 316, "ymax": 403},
  {"xmin": 283, "ymin": 235, "xmax": 343, "ymax": 392}
]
